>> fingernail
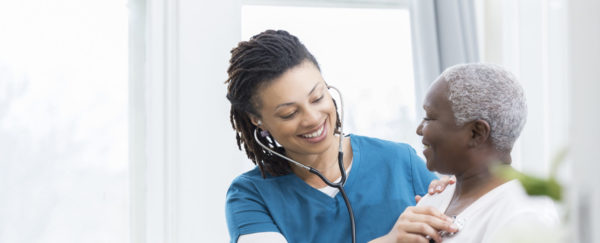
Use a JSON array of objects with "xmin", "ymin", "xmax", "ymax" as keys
[
  {"xmin": 450, "ymin": 223, "xmax": 459, "ymax": 230},
  {"xmin": 435, "ymin": 186, "xmax": 442, "ymax": 191},
  {"xmin": 429, "ymin": 188, "xmax": 434, "ymax": 193}
]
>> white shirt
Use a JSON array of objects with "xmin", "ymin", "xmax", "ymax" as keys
[{"xmin": 417, "ymin": 179, "xmax": 560, "ymax": 243}]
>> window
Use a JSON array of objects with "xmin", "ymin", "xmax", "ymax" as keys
[
  {"xmin": 242, "ymin": 5, "xmax": 422, "ymax": 150},
  {"xmin": 0, "ymin": 0, "xmax": 129, "ymax": 242}
]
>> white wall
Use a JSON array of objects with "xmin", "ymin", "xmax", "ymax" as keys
[
  {"xmin": 176, "ymin": 0, "xmax": 248, "ymax": 242},
  {"xmin": 132, "ymin": 0, "xmax": 248, "ymax": 242},
  {"xmin": 568, "ymin": 0, "xmax": 600, "ymax": 242}
]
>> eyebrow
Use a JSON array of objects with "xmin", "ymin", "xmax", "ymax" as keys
[{"xmin": 275, "ymin": 82, "xmax": 323, "ymax": 110}]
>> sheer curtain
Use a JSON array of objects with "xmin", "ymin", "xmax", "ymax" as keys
[
  {"xmin": 473, "ymin": 0, "xmax": 569, "ymax": 177},
  {"xmin": 410, "ymin": 0, "xmax": 479, "ymax": 118},
  {"xmin": 473, "ymin": 0, "xmax": 600, "ymax": 241}
]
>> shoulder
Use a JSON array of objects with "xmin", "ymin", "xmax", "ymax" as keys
[
  {"xmin": 228, "ymin": 167, "xmax": 263, "ymax": 190},
  {"xmin": 498, "ymin": 180, "xmax": 558, "ymax": 213},
  {"xmin": 489, "ymin": 180, "xmax": 560, "ymax": 229},
  {"xmin": 349, "ymin": 134, "xmax": 421, "ymax": 169},
  {"xmin": 226, "ymin": 168, "xmax": 261, "ymax": 208},
  {"xmin": 505, "ymin": 193, "xmax": 559, "ymax": 225},
  {"xmin": 227, "ymin": 166, "xmax": 288, "ymax": 196},
  {"xmin": 349, "ymin": 134, "xmax": 431, "ymax": 179},
  {"xmin": 456, "ymin": 180, "xmax": 560, "ymax": 242},
  {"xmin": 234, "ymin": 166, "xmax": 265, "ymax": 182},
  {"xmin": 349, "ymin": 134, "xmax": 415, "ymax": 155},
  {"xmin": 487, "ymin": 190, "xmax": 560, "ymax": 242}
]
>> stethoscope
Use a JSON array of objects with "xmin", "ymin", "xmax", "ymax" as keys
[{"xmin": 253, "ymin": 85, "xmax": 356, "ymax": 243}]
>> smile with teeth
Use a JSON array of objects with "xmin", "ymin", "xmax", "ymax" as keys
[
  {"xmin": 424, "ymin": 144, "xmax": 430, "ymax": 149},
  {"xmin": 301, "ymin": 123, "xmax": 325, "ymax": 138}
]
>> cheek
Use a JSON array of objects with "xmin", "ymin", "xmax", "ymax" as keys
[
  {"xmin": 264, "ymin": 120, "xmax": 297, "ymax": 139},
  {"xmin": 322, "ymin": 100, "xmax": 338, "ymax": 119},
  {"xmin": 324, "ymin": 98, "xmax": 337, "ymax": 112}
]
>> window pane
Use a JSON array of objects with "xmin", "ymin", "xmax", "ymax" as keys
[
  {"xmin": 0, "ymin": 0, "xmax": 129, "ymax": 242},
  {"xmin": 242, "ymin": 5, "xmax": 420, "ymax": 148}
]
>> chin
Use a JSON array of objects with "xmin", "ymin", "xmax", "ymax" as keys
[
  {"xmin": 426, "ymin": 161, "xmax": 446, "ymax": 174},
  {"xmin": 435, "ymin": 168, "xmax": 454, "ymax": 175},
  {"xmin": 426, "ymin": 162, "xmax": 435, "ymax": 171}
]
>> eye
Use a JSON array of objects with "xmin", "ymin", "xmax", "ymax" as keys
[
  {"xmin": 312, "ymin": 95, "xmax": 324, "ymax": 103},
  {"xmin": 281, "ymin": 111, "xmax": 297, "ymax": 120}
]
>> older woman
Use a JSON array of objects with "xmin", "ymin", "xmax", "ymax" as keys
[{"xmin": 415, "ymin": 63, "xmax": 559, "ymax": 242}]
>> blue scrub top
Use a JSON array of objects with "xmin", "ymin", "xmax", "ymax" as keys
[{"xmin": 226, "ymin": 134, "xmax": 437, "ymax": 243}]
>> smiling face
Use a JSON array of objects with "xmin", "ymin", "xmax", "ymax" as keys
[
  {"xmin": 251, "ymin": 60, "xmax": 338, "ymax": 159},
  {"xmin": 416, "ymin": 78, "xmax": 472, "ymax": 174}
]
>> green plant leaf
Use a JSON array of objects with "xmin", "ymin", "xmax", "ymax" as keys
[{"xmin": 493, "ymin": 164, "xmax": 562, "ymax": 201}]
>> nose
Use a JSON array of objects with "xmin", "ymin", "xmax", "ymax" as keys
[{"xmin": 416, "ymin": 121, "xmax": 424, "ymax": 136}]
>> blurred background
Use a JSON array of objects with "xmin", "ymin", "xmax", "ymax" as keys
[{"xmin": 0, "ymin": 0, "xmax": 598, "ymax": 242}]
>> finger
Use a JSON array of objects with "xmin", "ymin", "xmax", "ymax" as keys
[
  {"xmin": 434, "ymin": 184, "xmax": 444, "ymax": 193},
  {"xmin": 399, "ymin": 233, "xmax": 430, "ymax": 243},
  {"xmin": 398, "ymin": 222, "xmax": 443, "ymax": 243},
  {"xmin": 432, "ymin": 176, "xmax": 457, "ymax": 194},
  {"xmin": 408, "ymin": 206, "xmax": 447, "ymax": 219},
  {"xmin": 434, "ymin": 176, "xmax": 452, "ymax": 193},
  {"xmin": 428, "ymin": 180, "xmax": 440, "ymax": 195},
  {"xmin": 404, "ymin": 207, "xmax": 457, "ymax": 232},
  {"xmin": 407, "ymin": 213, "xmax": 456, "ymax": 233},
  {"xmin": 415, "ymin": 195, "xmax": 422, "ymax": 203}
]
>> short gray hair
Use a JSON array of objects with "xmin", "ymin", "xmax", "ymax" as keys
[{"xmin": 440, "ymin": 63, "xmax": 527, "ymax": 151}]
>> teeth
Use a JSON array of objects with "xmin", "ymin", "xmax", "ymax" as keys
[
  {"xmin": 302, "ymin": 125, "xmax": 324, "ymax": 138},
  {"xmin": 424, "ymin": 145, "xmax": 430, "ymax": 149}
]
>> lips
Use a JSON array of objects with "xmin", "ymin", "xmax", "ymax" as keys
[
  {"xmin": 422, "ymin": 142, "xmax": 431, "ymax": 158},
  {"xmin": 301, "ymin": 123, "xmax": 325, "ymax": 138},
  {"xmin": 298, "ymin": 120, "xmax": 328, "ymax": 143}
]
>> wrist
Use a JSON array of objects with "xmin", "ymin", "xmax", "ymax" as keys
[{"xmin": 368, "ymin": 234, "xmax": 390, "ymax": 243}]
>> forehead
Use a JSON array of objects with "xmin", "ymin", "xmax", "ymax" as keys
[
  {"xmin": 423, "ymin": 78, "xmax": 451, "ymax": 112},
  {"xmin": 256, "ymin": 61, "xmax": 325, "ymax": 108}
]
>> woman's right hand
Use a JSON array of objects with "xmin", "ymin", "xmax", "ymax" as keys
[{"xmin": 368, "ymin": 206, "xmax": 458, "ymax": 243}]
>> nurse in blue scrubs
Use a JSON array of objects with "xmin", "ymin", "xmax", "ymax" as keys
[{"xmin": 224, "ymin": 30, "xmax": 457, "ymax": 243}]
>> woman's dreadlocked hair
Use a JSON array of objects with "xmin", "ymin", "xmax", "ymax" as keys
[{"xmin": 225, "ymin": 30, "xmax": 341, "ymax": 178}]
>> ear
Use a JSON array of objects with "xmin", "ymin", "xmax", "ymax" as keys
[
  {"xmin": 248, "ymin": 114, "xmax": 261, "ymax": 127},
  {"xmin": 468, "ymin": 119, "xmax": 491, "ymax": 147}
]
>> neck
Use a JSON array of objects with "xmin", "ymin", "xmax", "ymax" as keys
[
  {"xmin": 453, "ymin": 152, "xmax": 511, "ymax": 201},
  {"xmin": 289, "ymin": 135, "xmax": 352, "ymax": 188},
  {"xmin": 454, "ymin": 168, "xmax": 506, "ymax": 198}
]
